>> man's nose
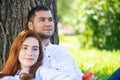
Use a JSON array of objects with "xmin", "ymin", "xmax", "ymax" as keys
[{"xmin": 45, "ymin": 20, "xmax": 51, "ymax": 25}]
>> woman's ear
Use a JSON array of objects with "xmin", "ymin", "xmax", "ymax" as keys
[{"xmin": 28, "ymin": 21, "xmax": 33, "ymax": 30}]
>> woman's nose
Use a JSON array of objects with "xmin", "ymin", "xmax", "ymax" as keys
[{"xmin": 27, "ymin": 49, "xmax": 33, "ymax": 56}]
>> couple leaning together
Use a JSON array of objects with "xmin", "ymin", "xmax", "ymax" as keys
[{"xmin": 0, "ymin": 5, "xmax": 97, "ymax": 80}]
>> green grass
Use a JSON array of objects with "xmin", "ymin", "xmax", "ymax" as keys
[{"xmin": 59, "ymin": 34, "xmax": 120, "ymax": 80}]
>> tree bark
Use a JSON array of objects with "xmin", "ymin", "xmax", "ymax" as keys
[{"xmin": 0, "ymin": 0, "xmax": 58, "ymax": 69}]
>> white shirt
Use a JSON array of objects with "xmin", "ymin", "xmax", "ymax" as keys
[
  {"xmin": 0, "ymin": 67, "xmax": 76, "ymax": 80},
  {"xmin": 42, "ymin": 43, "xmax": 84, "ymax": 80}
]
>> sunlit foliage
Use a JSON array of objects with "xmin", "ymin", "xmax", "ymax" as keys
[{"xmin": 57, "ymin": 0, "xmax": 120, "ymax": 50}]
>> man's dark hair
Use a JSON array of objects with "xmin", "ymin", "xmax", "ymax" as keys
[{"xmin": 26, "ymin": 5, "xmax": 50, "ymax": 29}]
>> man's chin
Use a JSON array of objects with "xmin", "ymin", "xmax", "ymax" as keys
[{"xmin": 38, "ymin": 34, "xmax": 53, "ymax": 39}]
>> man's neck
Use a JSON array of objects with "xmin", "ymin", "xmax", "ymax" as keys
[{"xmin": 42, "ymin": 39, "xmax": 50, "ymax": 47}]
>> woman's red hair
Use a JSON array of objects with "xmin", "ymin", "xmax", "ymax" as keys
[{"xmin": 0, "ymin": 30, "xmax": 43, "ymax": 80}]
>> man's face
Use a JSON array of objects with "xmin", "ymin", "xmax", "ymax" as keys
[{"xmin": 28, "ymin": 10, "xmax": 54, "ymax": 39}]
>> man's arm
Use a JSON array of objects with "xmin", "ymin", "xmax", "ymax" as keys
[{"xmin": 51, "ymin": 46, "xmax": 84, "ymax": 79}]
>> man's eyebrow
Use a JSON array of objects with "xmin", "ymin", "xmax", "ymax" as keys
[{"xmin": 38, "ymin": 17, "xmax": 53, "ymax": 19}]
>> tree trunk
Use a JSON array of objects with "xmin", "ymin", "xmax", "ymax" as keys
[{"xmin": 0, "ymin": 0, "xmax": 58, "ymax": 69}]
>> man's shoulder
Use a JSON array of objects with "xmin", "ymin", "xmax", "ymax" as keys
[
  {"xmin": 49, "ymin": 43, "xmax": 66, "ymax": 47},
  {"xmin": 49, "ymin": 44, "xmax": 71, "ymax": 56},
  {"xmin": 50, "ymin": 44, "xmax": 67, "ymax": 50}
]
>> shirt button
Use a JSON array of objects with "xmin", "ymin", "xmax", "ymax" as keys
[
  {"xmin": 56, "ymin": 68, "xmax": 59, "ymax": 70},
  {"xmin": 48, "ymin": 55, "xmax": 50, "ymax": 58},
  {"xmin": 44, "ymin": 48, "xmax": 46, "ymax": 50}
]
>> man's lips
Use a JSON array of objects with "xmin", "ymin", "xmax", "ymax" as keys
[
  {"xmin": 44, "ymin": 29, "xmax": 52, "ymax": 31},
  {"xmin": 44, "ymin": 29, "xmax": 52, "ymax": 33}
]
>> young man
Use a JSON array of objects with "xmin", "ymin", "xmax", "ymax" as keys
[{"xmin": 27, "ymin": 5, "xmax": 96, "ymax": 80}]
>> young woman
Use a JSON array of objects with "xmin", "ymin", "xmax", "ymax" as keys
[
  {"xmin": 0, "ymin": 30, "xmax": 76, "ymax": 80},
  {"xmin": 0, "ymin": 30, "xmax": 43, "ymax": 80}
]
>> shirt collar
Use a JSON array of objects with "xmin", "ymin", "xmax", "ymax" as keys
[{"xmin": 16, "ymin": 67, "xmax": 30, "ymax": 75}]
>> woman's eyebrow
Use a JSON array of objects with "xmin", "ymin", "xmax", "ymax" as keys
[{"xmin": 22, "ymin": 44, "xmax": 29, "ymax": 47}]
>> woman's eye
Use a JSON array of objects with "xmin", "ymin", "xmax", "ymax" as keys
[
  {"xmin": 33, "ymin": 48, "xmax": 38, "ymax": 51},
  {"xmin": 22, "ymin": 46, "xmax": 28, "ymax": 50}
]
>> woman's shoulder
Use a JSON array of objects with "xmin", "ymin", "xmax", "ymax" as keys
[{"xmin": 0, "ymin": 76, "xmax": 20, "ymax": 80}]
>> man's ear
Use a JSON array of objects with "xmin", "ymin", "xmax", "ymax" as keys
[{"xmin": 27, "ymin": 21, "xmax": 33, "ymax": 30}]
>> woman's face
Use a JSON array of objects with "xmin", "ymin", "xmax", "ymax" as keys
[{"xmin": 19, "ymin": 37, "xmax": 39, "ymax": 69}]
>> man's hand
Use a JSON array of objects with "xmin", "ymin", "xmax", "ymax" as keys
[
  {"xmin": 82, "ymin": 72, "xmax": 98, "ymax": 80},
  {"xmin": 86, "ymin": 75, "xmax": 97, "ymax": 80}
]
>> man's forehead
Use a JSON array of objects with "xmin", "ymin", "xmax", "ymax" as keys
[
  {"xmin": 35, "ymin": 11, "xmax": 52, "ymax": 18},
  {"xmin": 35, "ymin": 10, "xmax": 52, "ymax": 15}
]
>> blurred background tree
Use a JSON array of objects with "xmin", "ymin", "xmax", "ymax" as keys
[{"xmin": 57, "ymin": 0, "xmax": 120, "ymax": 50}]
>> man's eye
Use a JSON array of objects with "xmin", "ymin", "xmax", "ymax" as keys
[
  {"xmin": 39, "ymin": 18, "xmax": 45, "ymax": 22},
  {"xmin": 48, "ymin": 18, "xmax": 53, "ymax": 22},
  {"xmin": 41, "ymin": 19, "xmax": 45, "ymax": 21}
]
